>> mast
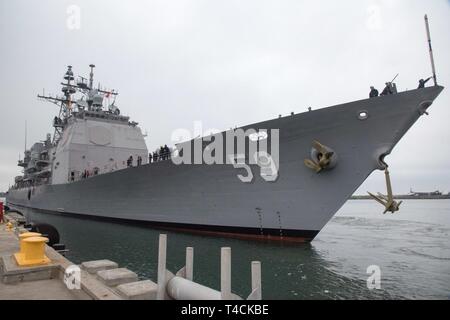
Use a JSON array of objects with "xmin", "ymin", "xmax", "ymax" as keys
[
  {"xmin": 37, "ymin": 64, "xmax": 119, "ymax": 144},
  {"xmin": 37, "ymin": 65, "xmax": 76, "ymax": 144},
  {"xmin": 424, "ymin": 14, "xmax": 437, "ymax": 86},
  {"xmin": 24, "ymin": 120, "xmax": 27, "ymax": 152},
  {"xmin": 89, "ymin": 64, "xmax": 95, "ymax": 89}
]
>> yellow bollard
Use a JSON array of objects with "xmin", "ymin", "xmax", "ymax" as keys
[
  {"xmin": 18, "ymin": 232, "xmax": 42, "ymax": 254},
  {"xmin": 14, "ymin": 236, "xmax": 50, "ymax": 266},
  {"xmin": 6, "ymin": 222, "xmax": 13, "ymax": 231}
]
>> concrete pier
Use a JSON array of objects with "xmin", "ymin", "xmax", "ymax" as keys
[
  {"xmin": 97, "ymin": 268, "xmax": 138, "ymax": 287},
  {"xmin": 0, "ymin": 211, "xmax": 263, "ymax": 300},
  {"xmin": 81, "ymin": 259, "xmax": 118, "ymax": 274},
  {"xmin": 0, "ymin": 214, "xmax": 122, "ymax": 300},
  {"xmin": 117, "ymin": 280, "xmax": 158, "ymax": 300},
  {"xmin": 0, "ymin": 222, "xmax": 90, "ymax": 300}
]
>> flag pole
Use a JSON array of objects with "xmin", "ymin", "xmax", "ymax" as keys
[{"xmin": 424, "ymin": 14, "xmax": 437, "ymax": 86}]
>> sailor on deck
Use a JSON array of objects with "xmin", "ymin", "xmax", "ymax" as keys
[
  {"xmin": 164, "ymin": 145, "xmax": 170, "ymax": 160},
  {"xmin": 369, "ymin": 86, "xmax": 379, "ymax": 98},
  {"xmin": 380, "ymin": 82, "xmax": 393, "ymax": 96},
  {"xmin": 418, "ymin": 77, "xmax": 432, "ymax": 89},
  {"xmin": 127, "ymin": 155, "xmax": 133, "ymax": 167}
]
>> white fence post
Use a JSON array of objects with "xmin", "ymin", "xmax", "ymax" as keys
[
  {"xmin": 221, "ymin": 247, "xmax": 232, "ymax": 300},
  {"xmin": 251, "ymin": 261, "xmax": 262, "ymax": 300},
  {"xmin": 157, "ymin": 234, "xmax": 167, "ymax": 300},
  {"xmin": 186, "ymin": 247, "xmax": 194, "ymax": 281}
]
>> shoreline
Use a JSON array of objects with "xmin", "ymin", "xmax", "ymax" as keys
[{"xmin": 350, "ymin": 195, "xmax": 450, "ymax": 200}]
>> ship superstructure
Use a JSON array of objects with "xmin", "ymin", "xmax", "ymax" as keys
[{"xmin": 14, "ymin": 65, "xmax": 148, "ymax": 189}]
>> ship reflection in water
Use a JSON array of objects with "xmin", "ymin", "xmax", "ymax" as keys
[{"xmin": 14, "ymin": 199, "xmax": 450, "ymax": 299}]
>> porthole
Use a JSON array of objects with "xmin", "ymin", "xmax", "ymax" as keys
[{"xmin": 357, "ymin": 110, "xmax": 369, "ymax": 120}]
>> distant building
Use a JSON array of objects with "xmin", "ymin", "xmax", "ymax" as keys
[{"xmin": 408, "ymin": 188, "xmax": 442, "ymax": 197}]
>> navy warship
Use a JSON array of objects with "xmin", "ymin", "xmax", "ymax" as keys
[{"xmin": 6, "ymin": 18, "xmax": 444, "ymax": 242}]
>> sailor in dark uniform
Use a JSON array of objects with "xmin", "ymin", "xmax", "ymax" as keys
[
  {"xmin": 369, "ymin": 86, "xmax": 379, "ymax": 98},
  {"xmin": 418, "ymin": 77, "xmax": 432, "ymax": 89},
  {"xmin": 380, "ymin": 82, "xmax": 393, "ymax": 96},
  {"xmin": 164, "ymin": 145, "xmax": 170, "ymax": 159}
]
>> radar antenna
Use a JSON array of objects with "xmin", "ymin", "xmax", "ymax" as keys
[
  {"xmin": 37, "ymin": 65, "xmax": 76, "ymax": 144},
  {"xmin": 37, "ymin": 64, "xmax": 120, "ymax": 144}
]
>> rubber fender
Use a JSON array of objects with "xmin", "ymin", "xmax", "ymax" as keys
[{"xmin": 30, "ymin": 223, "xmax": 60, "ymax": 246}]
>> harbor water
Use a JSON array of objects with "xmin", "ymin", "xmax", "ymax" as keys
[{"xmin": 5, "ymin": 199, "xmax": 449, "ymax": 299}]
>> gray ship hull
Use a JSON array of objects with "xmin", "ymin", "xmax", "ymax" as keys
[{"xmin": 7, "ymin": 86, "xmax": 444, "ymax": 241}]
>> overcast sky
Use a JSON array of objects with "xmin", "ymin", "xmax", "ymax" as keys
[{"xmin": 0, "ymin": 0, "xmax": 449, "ymax": 194}]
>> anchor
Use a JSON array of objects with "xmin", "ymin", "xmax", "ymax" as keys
[
  {"xmin": 304, "ymin": 140, "xmax": 336, "ymax": 173},
  {"xmin": 368, "ymin": 166, "xmax": 402, "ymax": 214}
]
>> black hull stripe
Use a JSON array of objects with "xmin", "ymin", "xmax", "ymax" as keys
[{"xmin": 8, "ymin": 202, "xmax": 319, "ymax": 242}]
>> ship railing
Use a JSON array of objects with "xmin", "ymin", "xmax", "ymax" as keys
[{"xmin": 68, "ymin": 154, "xmax": 174, "ymax": 183}]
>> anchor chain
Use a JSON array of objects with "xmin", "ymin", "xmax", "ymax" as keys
[{"xmin": 368, "ymin": 166, "xmax": 402, "ymax": 214}]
